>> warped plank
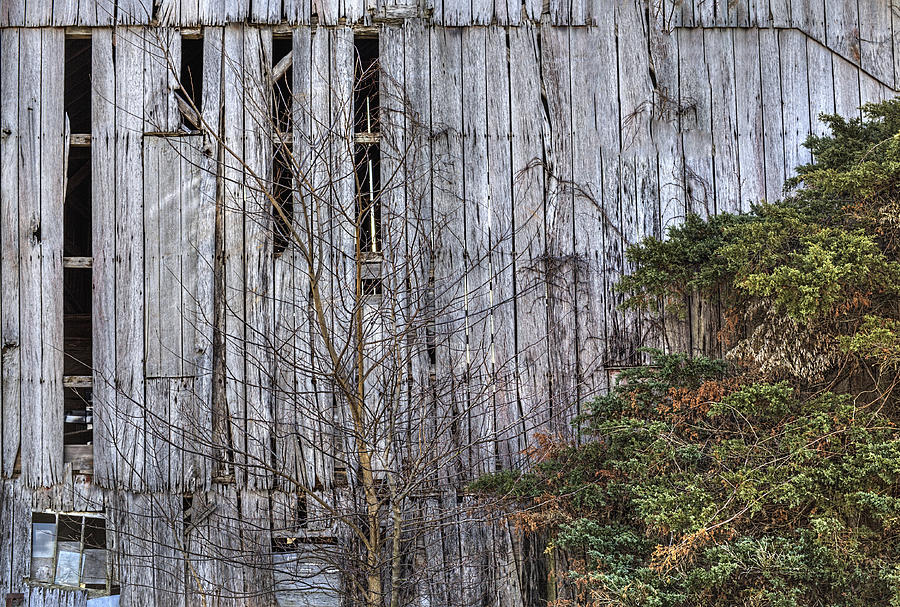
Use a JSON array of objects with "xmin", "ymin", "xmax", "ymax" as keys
[{"xmin": 243, "ymin": 26, "xmax": 274, "ymax": 491}]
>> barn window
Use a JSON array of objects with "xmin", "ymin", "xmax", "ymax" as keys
[
  {"xmin": 30, "ymin": 512, "xmax": 111, "ymax": 594},
  {"xmin": 64, "ymin": 37, "xmax": 91, "ymax": 134},
  {"xmin": 64, "ymin": 34, "xmax": 93, "ymax": 473},
  {"xmin": 178, "ymin": 33, "xmax": 203, "ymax": 130},
  {"xmin": 354, "ymin": 35, "xmax": 380, "ymax": 256},
  {"xmin": 272, "ymin": 34, "xmax": 293, "ymax": 258}
]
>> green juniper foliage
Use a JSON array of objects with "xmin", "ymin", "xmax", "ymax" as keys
[{"xmin": 473, "ymin": 101, "xmax": 900, "ymax": 606}]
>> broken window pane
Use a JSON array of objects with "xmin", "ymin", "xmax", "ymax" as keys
[{"xmin": 55, "ymin": 541, "xmax": 82, "ymax": 586}]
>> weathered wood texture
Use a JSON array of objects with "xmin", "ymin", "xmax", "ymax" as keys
[
  {"xmin": 1, "ymin": 3, "xmax": 899, "ymax": 605},
  {"xmin": 5, "ymin": 28, "xmax": 67, "ymax": 488}
]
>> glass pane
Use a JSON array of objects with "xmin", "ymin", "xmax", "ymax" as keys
[
  {"xmin": 58, "ymin": 514, "xmax": 82, "ymax": 542},
  {"xmin": 32, "ymin": 522, "xmax": 57, "ymax": 558},
  {"xmin": 54, "ymin": 541, "xmax": 82, "ymax": 587},
  {"xmin": 82, "ymin": 548, "xmax": 107, "ymax": 586}
]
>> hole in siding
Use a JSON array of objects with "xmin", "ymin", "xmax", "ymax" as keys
[
  {"xmin": 65, "ymin": 38, "xmax": 92, "ymax": 134},
  {"xmin": 353, "ymin": 36, "xmax": 379, "ymax": 135},
  {"xmin": 179, "ymin": 35, "xmax": 204, "ymax": 128}
]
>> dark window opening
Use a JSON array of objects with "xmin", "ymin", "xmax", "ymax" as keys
[
  {"xmin": 64, "ymin": 268, "xmax": 92, "ymax": 376},
  {"xmin": 354, "ymin": 37, "xmax": 379, "ymax": 134},
  {"xmin": 64, "ymin": 38, "xmax": 92, "ymax": 134},
  {"xmin": 272, "ymin": 147, "xmax": 294, "ymax": 257},
  {"xmin": 272, "ymin": 36, "xmax": 294, "ymax": 258},
  {"xmin": 179, "ymin": 36, "xmax": 204, "ymax": 128},
  {"xmin": 272, "ymin": 36, "xmax": 293, "ymax": 137},
  {"xmin": 64, "ymin": 146, "xmax": 92, "ymax": 258},
  {"xmin": 355, "ymin": 144, "xmax": 381, "ymax": 254}
]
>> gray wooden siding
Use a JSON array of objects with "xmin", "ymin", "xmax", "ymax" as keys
[{"xmin": 0, "ymin": 1, "xmax": 898, "ymax": 604}]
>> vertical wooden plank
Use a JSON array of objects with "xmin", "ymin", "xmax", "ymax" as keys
[
  {"xmin": 200, "ymin": 0, "xmax": 226, "ymax": 25},
  {"xmin": 222, "ymin": 24, "xmax": 247, "ymax": 487},
  {"xmin": 244, "ymin": 27, "xmax": 274, "ymax": 491},
  {"xmin": 676, "ymin": 27, "xmax": 717, "ymax": 354},
  {"xmin": 807, "ymin": 38, "xmax": 835, "ymax": 137},
  {"xmin": 251, "ymin": 0, "xmax": 281, "ymax": 22},
  {"xmin": 24, "ymin": 0, "xmax": 51, "ymax": 24},
  {"xmin": 400, "ymin": 20, "xmax": 435, "ymax": 484},
  {"xmin": 0, "ymin": 0, "xmax": 24, "ymax": 26},
  {"xmin": 224, "ymin": 0, "xmax": 249, "ymax": 23},
  {"xmin": 328, "ymin": 26, "xmax": 356, "ymax": 486},
  {"xmin": 779, "ymin": 29, "xmax": 811, "ymax": 180},
  {"xmin": 833, "ymin": 53, "xmax": 862, "ymax": 119},
  {"xmin": 143, "ymin": 378, "xmax": 170, "ymax": 491},
  {"xmin": 18, "ymin": 28, "xmax": 43, "ymax": 486},
  {"xmin": 471, "ymin": 0, "xmax": 493, "ymax": 23},
  {"xmin": 734, "ymin": 28, "xmax": 766, "ymax": 209},
  {"xmin": 758, "ymin": 27, "xmax": 786, "ymax": 202},
  {"xmin": 40, "ymin": 28, "xmax": 65, "ymax": 489},
  {"xmin": 571, "ymin": 24, "xmax": 613, "ymax": 405},
  {"xmin": 858, "ymin": 0, "xmax": 894, "ymax": 86},
  {"xmin": 430, "ymin": 27, "xmax": 467, "ymax": 484},
  {"xmin": 677, "ymin": 27, "xmax": 714, "ymax": 217},
  {"xmin": 240, "ymin": 491, "xmax": 273, "ymax": 606},
  {"xmin": 485, "ymin": 26, "xmax": 518, "ymax": 470},
  {"xmin": 144, "ymin": 28, "xmax": 181, "ymax": 133},
  {"xmin": 115, "ymin": 27, "xmax": 147, "ymax": 490},
  {"xmin": 824, "ymin": 0, "xmax": 858, "ymax": 62},
  {"xmin": 118, "ymin": 0, "xmax": 154, "ymax": 23},
  {"xmin": 19, "ymin": 28, "xmax": 64, "ymax": 488},
  {"xmin": 651, "ymin": 12, "xmax": 690, "ymax": 352},
  {"xmin": 52, "ymin": 0, "xmax": 77, "ymax": 25},
  {"xmin": 151, "ymin": 494, "xmax": 185, "ymax": 606},
  {"xmin": 706, "ymin": 29, "xmax": 741, "ymax": 214},
  {"xmin": 540, "ymin": 23, "xmax": 578, "ymax": 434},
  {"xmin": 313, "ymin": 0, "xmax": 338, "ymax": 23},
  {"xmin": 795, "ymin": 0, "xmax": 826, "ymax": 41},
  {"xmin": 0, "ymin": 30, "xmax": 20, "ymax": 478},
  {"xmin": 461, "ymin": 27, "xmax": 494, "ymax": 476},
  {"xmin": 378, "ymin": 23, "xmax": 406, "ymax": 479},
  {"xmin": 860, "ymin": 71, "xmax": 891, "ymax": 105},
  {"xmin": 618, "ymin": 0, "xmax": 660, "ymax": 359},
  {"xmin": 306, "ymin": 26, "xmax": 337, "ymax": 489},
  {"xmin": 508, "ymin": 24, "xmax": 549, "ymax": 458},
  {"xmin": 92, "ymin": 28, "xmax": 117, "ymax": 487}
]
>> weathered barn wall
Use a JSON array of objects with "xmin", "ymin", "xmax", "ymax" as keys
[{"xmin": 1, "ymin": 0, "xmax": 899, "ymax": 604}]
